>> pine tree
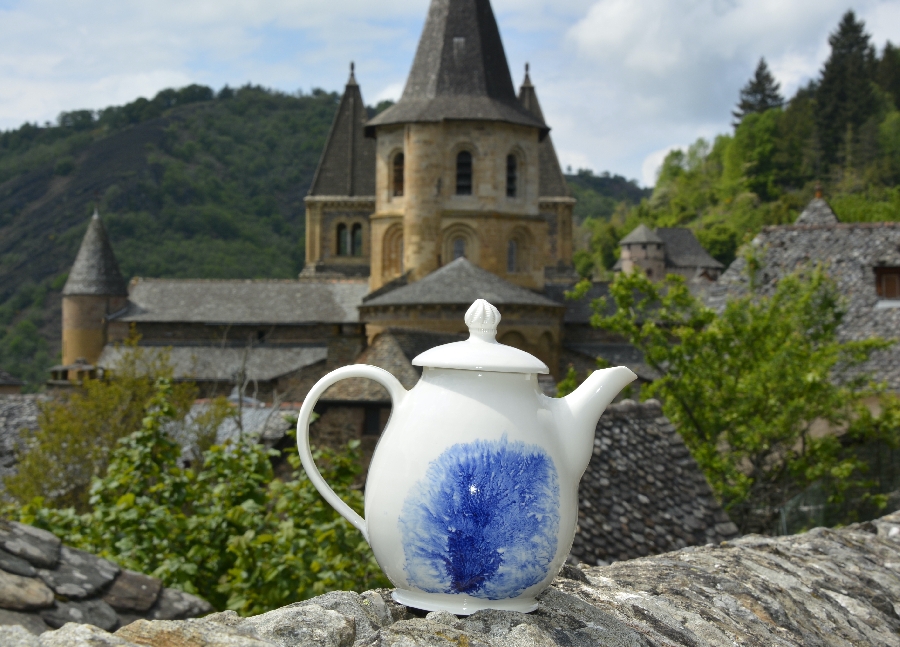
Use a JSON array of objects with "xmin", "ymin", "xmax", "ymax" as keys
[
  {"xmin": 733, "ymin": 58, "xmax": 784, "ymax": 126},
  {"xmin": 876, "ymin": 41, "xmax": 900, "ymax": 108},
  {"xmin": 816, "ymin": 10, "xmax": 877, "ymax": 166}
]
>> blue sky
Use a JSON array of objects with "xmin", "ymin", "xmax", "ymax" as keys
[{"xmin": 2, "ymin": 0, "xmax": 899, "ymax": 186}]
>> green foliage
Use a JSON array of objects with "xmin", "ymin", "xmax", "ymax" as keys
[
  {"xmin": 733, "ymin": 58, "xmax": 784, "ymax": 125},
  {"xmin": 592, "ymin": 265, "xmax": 894, "ymax": 534},
  {"xmin": 4, "ymin": 339, "xmax": 198, "ymax": 509},
  {"xmin": 816, "ymin": 11, "xmax": 879, "ymax": 165},
  {"xmin": 7, "ymin": 379, "xmax": 389, "ymax": 614}
]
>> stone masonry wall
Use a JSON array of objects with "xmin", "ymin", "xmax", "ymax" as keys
[{"xmin": 5, "ymin": 511, "xmax": 898, "ymax": 646}]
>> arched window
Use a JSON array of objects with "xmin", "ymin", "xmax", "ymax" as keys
[
  {"xmin": 351, "ymin": 223, "xmax": 363, "ymax": 257},
  {"xmin": 336, "ymin": 224, "xmax": 349, "ymax": 256},
  {"xmin": 506, "ymin": 154, "xmax": 517, "ymax": 198},
  {"xmin": 452, "ymin": 237, "xmax": 466, "ymax": 259},
  {"xmin": 456, "ymin": 151, "xmax": 472, "ymax": 195},
  {"xmin": 392, "ymin": 153, "xmax": 404, "ymax": 197},
  {"xmin": 507, "ymin": 239, "xmax": 518, "ymax": 273}
]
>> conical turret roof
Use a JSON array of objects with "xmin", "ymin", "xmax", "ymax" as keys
[
  {"xmin": 366, "ymin": 0, "xmax": 547, "ymax": 135},
  {"xmin": 62, "ymin": 210, "xmax": 128, "ymax": 296},
  {"xmin": 518, "ymin": 65, "xmax": 570, "ymax": 198},
  {"xmin": 309, "ymin": 63, "xmax": 376, "ymax": 196}
]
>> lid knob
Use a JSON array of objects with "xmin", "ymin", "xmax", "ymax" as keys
[{"xmin": 465, "ymin": 299, "xmax": 501, "ymax": 342}]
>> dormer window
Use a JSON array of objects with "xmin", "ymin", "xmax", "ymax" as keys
[{"xmin": 875, "ymin": 267, "xmax": 900, "ymax": 299}]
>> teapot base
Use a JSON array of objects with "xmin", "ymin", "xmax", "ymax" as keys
[{"xmin": 392, "ymin": 589, "xmax": 538, "ymax": 616}]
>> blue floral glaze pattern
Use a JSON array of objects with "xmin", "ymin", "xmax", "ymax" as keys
[{"xmin": 398, "ymin": 435, "xmax": 560, "ymax": 600}]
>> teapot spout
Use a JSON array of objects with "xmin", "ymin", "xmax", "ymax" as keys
[{"xmin": 556, "ymin": 367, "xmax": 637, "ymax": 475}]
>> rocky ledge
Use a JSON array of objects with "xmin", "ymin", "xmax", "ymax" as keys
[
  {"xmin": 2, "ymin": 510, "xmax": 898, "ymax": 646},
  {"xmin": 0, "ymin": 520, "xmax": 211, "ymax": 635}
]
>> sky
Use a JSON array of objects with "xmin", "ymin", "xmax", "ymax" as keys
[{"xmin": 1, "ymin": 0, "xmax": 900, "ymax": 187}]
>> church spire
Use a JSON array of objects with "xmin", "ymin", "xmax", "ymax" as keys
[
  {"xmin": 517, "ymin": 66, "xmax": 569, "ymax": 198},
  {"xmin": 308, "ymin": 63, "xmax": 375, "ymax": 196},
  {"xmin": 62, "ymin": 209, "xmax": 127, "ymax": 297},
  {"xmin": 366, "ymin": 0, "xmax": 546, "ymax": 135}
]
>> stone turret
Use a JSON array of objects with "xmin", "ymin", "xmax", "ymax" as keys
[
  {"xmin": 366, "ymin": 0, "xmax": 549, "ymax": 291},
  {"xmin": 61, "ymin": 210, "xmax": 128, "ymax": 372},
  {"xmin": 618, "ymin": 224, "xmax": 665, "ymax": 279}
]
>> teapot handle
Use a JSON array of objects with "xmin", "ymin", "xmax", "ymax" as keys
[{"xmin": 296, "ymin": 364, "xmax": 407, "ymax": 544}]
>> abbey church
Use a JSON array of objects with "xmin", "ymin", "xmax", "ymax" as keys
[{"xmin": 54, "ymin": 0, "xmax": 721, "ymax": 429}]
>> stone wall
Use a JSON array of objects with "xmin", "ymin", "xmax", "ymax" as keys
[
  {"xmin": 0, "ymin": 521, "xmax": 211, "ymax": 636},
  {"xmin": 4, "ymin": 511, "xmax": 898, "ymax": 646}
]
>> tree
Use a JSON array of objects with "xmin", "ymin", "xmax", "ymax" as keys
[
  {"xmin": 816, "ymin": 11, "xmax": 878, "ymax": 166},
  {"xmin": 876, "ymin": 42, "xmax": 900, "ymax": 108},
  {"xmin": 8, "ymin": 379, "xmax": 389, "ymax": 614},
  {"xmin": 589, "ymin": 264, "xmax": 894, "ymax": 534},
  {"xmin": 733, "ymin": 58, "xmax": 784, "ymax": 125}
]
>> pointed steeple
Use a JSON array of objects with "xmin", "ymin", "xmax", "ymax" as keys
[
  {"xmin": 366, "ymin": 0, "xmax": 546, "ymax": 135},
  {"xmin": 517, "ymin": 65, "xmax": 570, "ymax": 198},
  {"xmin": 309, "ymin": 63, "xmax": 376, "ymax": 196},
  {"xmin": 62, "ymin": 209, "xmax": 127, "ymax": 296}
]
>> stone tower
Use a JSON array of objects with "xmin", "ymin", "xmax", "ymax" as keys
[
  {"xmin": 618, "ymin": 224, "xmax": 665, "ymax": 280},
  {"xmin": 302, "ymin": 64, "xmax": 376, "ymax": 278},
  {"xmin": 366, "ymin": 0, "xmax": 550, "ymax": 292},
  {"xmin": 61, "ymin": 210, "xmax": 128, "ymax": 369}
]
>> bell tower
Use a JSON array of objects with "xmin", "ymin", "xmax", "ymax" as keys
[
  {"xmin": 366, "ymin": 0, "xmax": 549, "ymax": 292},
  {"xmin": 61, "ymin": 209, "xmax": 128, "ymax": 372}
]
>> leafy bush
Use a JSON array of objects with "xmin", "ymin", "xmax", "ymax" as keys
[
  {"xmin": 6, "ymin": 379, "xmax": 388, "ymax": 614},
  {"xmin": 590, "ymin": 263, "xmax": 898, "ymax": 533},
  {"xmin": 4, "ymin": 339, "xmax": 197, "ymax": 509}
]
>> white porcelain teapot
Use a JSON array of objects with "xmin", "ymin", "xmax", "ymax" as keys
[{"xmin": 297, "ymin": 299, "xmax": 636, "ymax": 615}]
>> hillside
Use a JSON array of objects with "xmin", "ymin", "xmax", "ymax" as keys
[{"xmin": 0, "ymin": 85, "xmax": 340, "ymax": 387}]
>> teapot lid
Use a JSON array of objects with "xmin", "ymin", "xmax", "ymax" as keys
[{"xmin": 411, "ymin": 300, "xmax": 549, "ymax": 374}]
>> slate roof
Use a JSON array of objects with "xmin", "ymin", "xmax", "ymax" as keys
[
  {"xmin": 0, "ymin": 371, "xmax": 23, "ymax": 387},
  {"xmin": 517, "ymin": 68, "xmax": 570, "ymax": 199},
  {"xmin": 543, "ymin": 281, "xmax": 614, "ymax": 323},
  {"xmin": 656, "ymin": 228, "xmax": 724, "ymax": 270},
  {"xmin": 308, "ymin": 65, "xmax": 376, "ymax": 197},
  {"xmin": 707, "ymin": 214, "xmax": 900, "ymax": 390},
  {"xmin": 0, "ymin": 520, "xmax": 211, "ymax": 635},
  {"xmin": 619, "ymin": 224, "xmax": 662, "ymax": 245},
  {"xmin": 98, "ymin": 345, "xmax": 327, "ymax": 383},
  {"xmin": 62, "ymin": 210, "xmax": 127, "ymax": 297},
  {"xmin": 572, "ymin": 399, "xmax": 738, "ymax": 565},
  {"xmin": 362, "ymin": 257, "xmax": 561, "ymax": 308},
  {"xmin": 0, "ymin": 395, "xmax": 41, "ymax": 486},
  {"xmin": 111, "ymin": 278, "xmax": 369, "ymax": 325},
  {"xmin": 366, "ymin": 0, "xmax": 546, "ymax": 135},
  {"xmin": 795, "ymin": 197, "xmax": 839, "ymax": 225}
]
